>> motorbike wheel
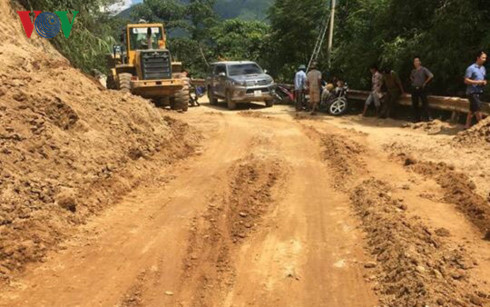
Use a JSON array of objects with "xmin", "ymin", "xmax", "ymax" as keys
[{"xmin": 328, "ymin": 98, "xmax": 349, "ymax": 116}]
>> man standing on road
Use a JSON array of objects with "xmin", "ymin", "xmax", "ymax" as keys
[
  {"xmin": 306, "ymin": 62, "xmax": 322, "ymax": 115},
  {"xmin": 380, "ymin": 68, "xmax": 405, "ymax": 119},
  {"xmin": 464, "ymin": 51, "xmax": 487, "ymax": 129},
  {"xmin": 362, "ymin": 65, "xmax": 383, "ymax": 117},
  {"xmin": 410, "ymin": 56, "xmax": 434, "ymax": 122},
  {"xmin": 294, "ymin": 65, "xmax": 307, "ymax": 111}
]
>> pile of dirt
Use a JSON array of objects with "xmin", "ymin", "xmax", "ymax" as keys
[
  {"xmin": 320, "ymin": 133, "xmax": 366, "ymax": 189},
  {"xmin": 454, "ymin": 117, "xmax": 490, "ymax": 147},
  {"xmin": 351, "ymin": 179, "xmax": 488, "ymax": 306},
  {"xmin": 227, "ymin": 155, "xmax": 282, "ymax": 242},
  {"xmin": 0, "ymin": 0, "xmax": 200, "ymax": 280},
  {"xmin": 402, "ymin": 119, "xmax": 455, "ymax": 135},
  {"xmin": 401, "ymin": 156, "xmax": 490, "ymax": 239},
  {"xmin": 182, "ymin": 154, "xmax": 283, "ymax": 306}
]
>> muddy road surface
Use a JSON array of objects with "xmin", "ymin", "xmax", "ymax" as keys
[{"xmin": 1, "ymin": 102, "xmax": 490, "ymax": 307}]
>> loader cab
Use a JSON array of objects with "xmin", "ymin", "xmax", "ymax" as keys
[
  {"xmin": 115, "ymin": 24, "xmax": 172, "ymax": 81},
  {"xmin": 128, "ymin": 26, "xmax": 164, "ymax": 51},
  {"xmin": 125, "ymin": 24, "xmax": 166, "ymax": 64}
]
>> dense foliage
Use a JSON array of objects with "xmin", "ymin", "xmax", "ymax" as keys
[
  {"xmin": 22, "ymin": 0, "xmax": 489, "ymax": 97},
  {"xmin": 16, "ymin": 0, "xmax": 122, "ymax": 73},
  {"xmin": 332, "ymin": 0, "xmax": 490, "ymax": 95},
  {"xmin": 129, "ymin": 0, "xmax": 270, "ymax": 77},
  {"xmin": 210, "ymin": 19, "xmax": 269, "ymax": 62},
  {"xmin": 267, "ymin": 0, "xmax": 328, "ymax": 81},
  {"xmin": 265, "ymin": 0, "xmax": 490, "ymax": 95},
  {"xmin": 214, "ymin": 0, "xmax": 273, "ymax": 20},
  {"xmin": 120, "ymin": 0, "xmax": 274, "ymax": 21}
]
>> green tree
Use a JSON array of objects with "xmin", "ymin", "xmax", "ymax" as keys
[
  {"xmin": 17, "ymin": 0, "xmax": 123, "ymax": 73},
  {"xmin": 130, "ymin": 0, "xmax": 269, "ymax": 77},
  {"xmin": 267, "ymin": 0, "xmax": 328, "ymax": 80},
  {"xmin": 214, "ymin": 0, "xmax": 274, "ymax": 20},
  {"xmin": 210, "ymin": 19, "xmax": 269, "ymax": 63},
  {"xmin": 130, "ymin": 0, "xmax": 189, "ymax": 31},
  {"xmin": 332, "ymin": 0, "xmax": 490, "ymax": 95},
  {"xmin": 187, "ymin": 0, "xmax": 218, "ymax": 39}
]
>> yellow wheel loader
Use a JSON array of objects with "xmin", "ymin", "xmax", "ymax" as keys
[{"xmin": 107, "ymin": 22, "xmax": 189, "ymax": 111}]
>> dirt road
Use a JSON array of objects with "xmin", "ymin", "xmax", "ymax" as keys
[{"xmin": 1, "ymin": 103, "xmax": 489, "ymax": 307}]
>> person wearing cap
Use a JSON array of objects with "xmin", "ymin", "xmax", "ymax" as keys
[
  {"xmin": 294, "ymin": 65, "xmax": 307, "ymax": 111},
  {"xmin": 306, "ymin": 62, "xmax": 322, "ymax": 115}
]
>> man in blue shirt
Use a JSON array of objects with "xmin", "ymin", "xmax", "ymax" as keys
[
  {"xmin": 294, "ymin": 65, "xmax": 307, "ymax": 111},
  {"xmin": 464, "ymin": 51, "xmax": 487, "ymax": 129}
]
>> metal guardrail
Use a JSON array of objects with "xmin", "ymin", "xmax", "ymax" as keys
[
  {"xmin": 348, "ymin": 90, "xmax": 490, "ymax": 115},
  {"xmin": 191, "ymin": 79, "xmax": 489, "ymax": 115}
]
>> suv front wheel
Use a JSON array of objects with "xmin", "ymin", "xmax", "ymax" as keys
[
  {"xmin": 226, "ymin": 91, "xmax": 236, "ymax": 110},
  {"xmin": 208, "ymin": 87, "xmax": 218, "ymax": 105}
]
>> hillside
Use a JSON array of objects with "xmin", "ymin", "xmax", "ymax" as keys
[
  {"xmin": 214, "ymin": 0, "xmax": 273, "ymax": 20},
  {"xmin": 118, "ymin": 0, "xmax": 273, "ymax": 21},
  {"xmin": 0, "ymin": 0, "xmax": 199, "ymax": 279}
]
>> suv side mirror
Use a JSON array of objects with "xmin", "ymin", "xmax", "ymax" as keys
[
  {"xmin": 218, "ymin": 72, "xmax": 226, "ymax": 77},
  {"xmin": 264, "ymin": 69, "xmax": 268, "ymax": 74}
]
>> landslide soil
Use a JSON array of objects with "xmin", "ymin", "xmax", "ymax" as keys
[
  {"xmin": 1, "ymin": 0, "xmax": 490, "ymax": 305},
  {"xmin": 1, "ymin": 99, "xmax": 490, "ymax": 306},
  {"xmin": 0, "ymin": 0, "xmax": 200, "ymax": 281}
]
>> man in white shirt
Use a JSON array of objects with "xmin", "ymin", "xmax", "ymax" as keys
[{"xmin": 294, "ymin": 65, "xmax": 307, "ymax": 111}]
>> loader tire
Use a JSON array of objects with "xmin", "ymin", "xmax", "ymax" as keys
[
  {"xmin": 118, "ymin": 73, "xmax": 132, "ymax": 93},
  {"xmin": 175, "ymin": 78, "xmax": 190, "ymax": 112},
  {"xmin": 170, "ymin": 97, "xmax": 178, "ymax": 110},
  {"xmin": 106, "ymin": 74, "xmax": 117, "ymax": 90}
]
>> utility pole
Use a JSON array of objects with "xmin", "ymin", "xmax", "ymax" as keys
[{"xmin": 327, "ymin": 0, "xmax": 336, "ymax": 68}]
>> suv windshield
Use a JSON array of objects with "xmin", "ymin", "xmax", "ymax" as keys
[{"xmin": 228, "ymin": 64, "xmax": 263, "ymax": 76}]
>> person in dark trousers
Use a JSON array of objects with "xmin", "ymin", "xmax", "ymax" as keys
[
  {"xmin": 380, "ymin": 68, "xmax": 405, "ymax": 119},
  {"xmin": 294, "ymin": 65, "xmax": 307, "ymax": 111},
  {"xmin": 464, "ymin": 51, "xmax": 487, "ymax": 129},
  {"xmin": 410, "ymin": 56, "xmax": 434, "ymax": 122}
]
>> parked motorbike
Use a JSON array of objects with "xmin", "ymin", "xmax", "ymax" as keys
[
  {"xmin": 190, "ymin": 85, "xmax": 206, "ymax": 107},
  {"xmin": 274, "ymin": 84, "xmax": 294, "ymax": 105},
  {"xmin": 319, "ymin": 84, "xmax": 349, "ymax": 116}
]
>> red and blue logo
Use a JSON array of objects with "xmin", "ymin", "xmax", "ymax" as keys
[{"xmin": 17, "ymin": 11, "xmax": 79, "ymax": 39}]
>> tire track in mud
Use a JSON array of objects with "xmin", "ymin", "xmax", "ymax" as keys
[
  {"xmin": 308, "ymin": 126, "xmax": 489, "ymax": 306},
  {"xmin": 117, "ymin": 258, "xmax": 167, "ymax": 307},
  {"xmin": 399, "ymin": 155, "xmax": 490, "ymax": 240},
  {"xmin": 177, "ymin": 153, "xmax": 286, "ymax": 307},
  {"xmin": 351, "ymin": 179, "xmax": 486, "ymax": 306},
  {"xmin": 301, "ymin": 124, "xmax": 368, "ymax": 189}
]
